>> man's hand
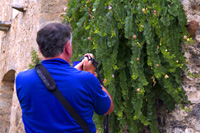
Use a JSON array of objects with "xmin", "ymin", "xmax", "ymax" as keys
[
  {"xmin": 74, "ymin": 61, "xmax": 84, "ymax": 70},
  {"xmin": 74, "ymin": 53, "xmax": 96, "ymax": 74}
]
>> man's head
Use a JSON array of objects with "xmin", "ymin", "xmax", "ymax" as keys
[{"xmin": 36, "ymin": 23, "xmax": 72, "ymax": 58}]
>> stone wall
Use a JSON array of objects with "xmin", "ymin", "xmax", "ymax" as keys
[
  {"xmin": 0, "ymin": 0, "xmax": 67, "ymax": 132},
  {"xmin": 158, "ymin": 0, "xmax": 200, "ymax": 133}
]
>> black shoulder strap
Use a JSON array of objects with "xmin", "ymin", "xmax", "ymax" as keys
[{"xmin": 35, "ymin": 64, "xmax": 91, "ymax": 133}]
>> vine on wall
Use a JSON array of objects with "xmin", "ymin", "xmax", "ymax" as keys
[
  {"xmin": 65, "ymin": 0, "xmax": 191, "ymax": 132},
  {"xmin": 29, "ymin": 48, "xmax": 41, "ymax": 69}
]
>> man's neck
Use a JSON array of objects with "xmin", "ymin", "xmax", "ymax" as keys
[{"xmin": 43, "ymin": 54, "xmax": 70, "ymax": 63}]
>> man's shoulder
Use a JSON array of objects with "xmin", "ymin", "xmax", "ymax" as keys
[
  {"xmin": 17, "ymin": 68, "xmax": 35, "ymax": 77},
  {"xmin": 16, "ymin": 69, "xmax": 36, "ymax": 83},
  {"xmin": 15, "ymin": 69, "xmax": 38, "ymax": 93}
]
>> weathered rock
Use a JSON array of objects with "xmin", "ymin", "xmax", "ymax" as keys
[
  {"xmin": 187, "ymin": 20, "xmax": 199, "ymax": 38},
  {"xmin": 196, "ymin": 27, "xmax": 200, "ymax": 42},
  {"xmin": 191, "ymin": 0, "xmax": 200, "ymax": 10}
]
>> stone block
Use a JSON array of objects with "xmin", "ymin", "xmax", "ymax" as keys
[
  {"xmin": 0, "ymin": 100, "xmax": 11, "ymax": 108},
  {"xmin": 196, "ymin": 27, "xmax": 200, "ymax": 42},
  {"xmin": 191, "ymin": 119, "xmax": 200, "ymax": 131},
  {"xmin": 172, "ymin": 108, "xmax": 188, "ymax": 121},
  {"xmin": 191, "ymin": 0, "xmax": 200, "ymax": 10},
  {"xmin": 183, "ymin": 84, "xmax": 197, "ymax": 92},
  {"xmin": 172, "ymin": 127, "xmax": 185, "ymax": 133},
  {"xmin": 185, "ymin": 128, "xmax": 195, "ymax": 133},
  {"xmin": 186, "ymin": 91, "xmax": 200, "ymax": 103}
]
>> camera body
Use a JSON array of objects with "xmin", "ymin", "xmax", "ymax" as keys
[
  {"xmin": 72, "ymin": 55, "xmax": 98, "ymax": 67},
  {"xmin": 80, "ymin": 55, "xmax": 98, "ymax": 67}
]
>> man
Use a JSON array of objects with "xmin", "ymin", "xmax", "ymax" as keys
[{"xmin": 16, "ymin": 23, "xmax": 114, "ymax": 133}]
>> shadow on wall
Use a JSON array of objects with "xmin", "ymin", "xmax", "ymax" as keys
[{"xmin": 0, "ymin": 69, "xmax": 15, "ymax": 133}]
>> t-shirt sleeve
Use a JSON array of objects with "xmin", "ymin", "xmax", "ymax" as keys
[
  {"xmin": 85, "ymin": 74, "xmax": 111, "ymax": 115},
  {"xmin": 15, "ymin": 72, "xmax": 24, "ymax": 102}
]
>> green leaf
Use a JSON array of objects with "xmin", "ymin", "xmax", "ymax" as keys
[{"xmin": 161, "ymin": 15, "xmax": 170, "ymax": 26}]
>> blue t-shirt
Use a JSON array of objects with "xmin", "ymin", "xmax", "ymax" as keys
[{"xmin": 16, "ymin": 58, "xmax": 111, "ymax": 133}]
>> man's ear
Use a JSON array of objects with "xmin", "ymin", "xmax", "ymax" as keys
[
  {"xmin": 64, "ymin": 41, "xmax": 71, "ymax": 55},
  {"xmin": 38, "ymin": 46, "xmax": 42, "ymax": 53}
]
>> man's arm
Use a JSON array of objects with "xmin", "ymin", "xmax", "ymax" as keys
[
  {"xmin": 101, "ymin": 85, "xmax": 114, "ymax": 114},
  {"xmin": 75, "ymin": 53, "xmax": 114, "ymax": 115}
]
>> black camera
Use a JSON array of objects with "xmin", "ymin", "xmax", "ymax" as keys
[{"xmin": 80, "ymin": 55, "xmax": 98, "ymax": 67}]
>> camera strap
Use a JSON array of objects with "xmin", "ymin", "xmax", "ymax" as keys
[
  {"xmin": 35, "ymin": 64, "xmax": 91, "ymax": 133},
  {"xmin": 91, "ymin": 60, "xmax": 109, "ymax": 133}
]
